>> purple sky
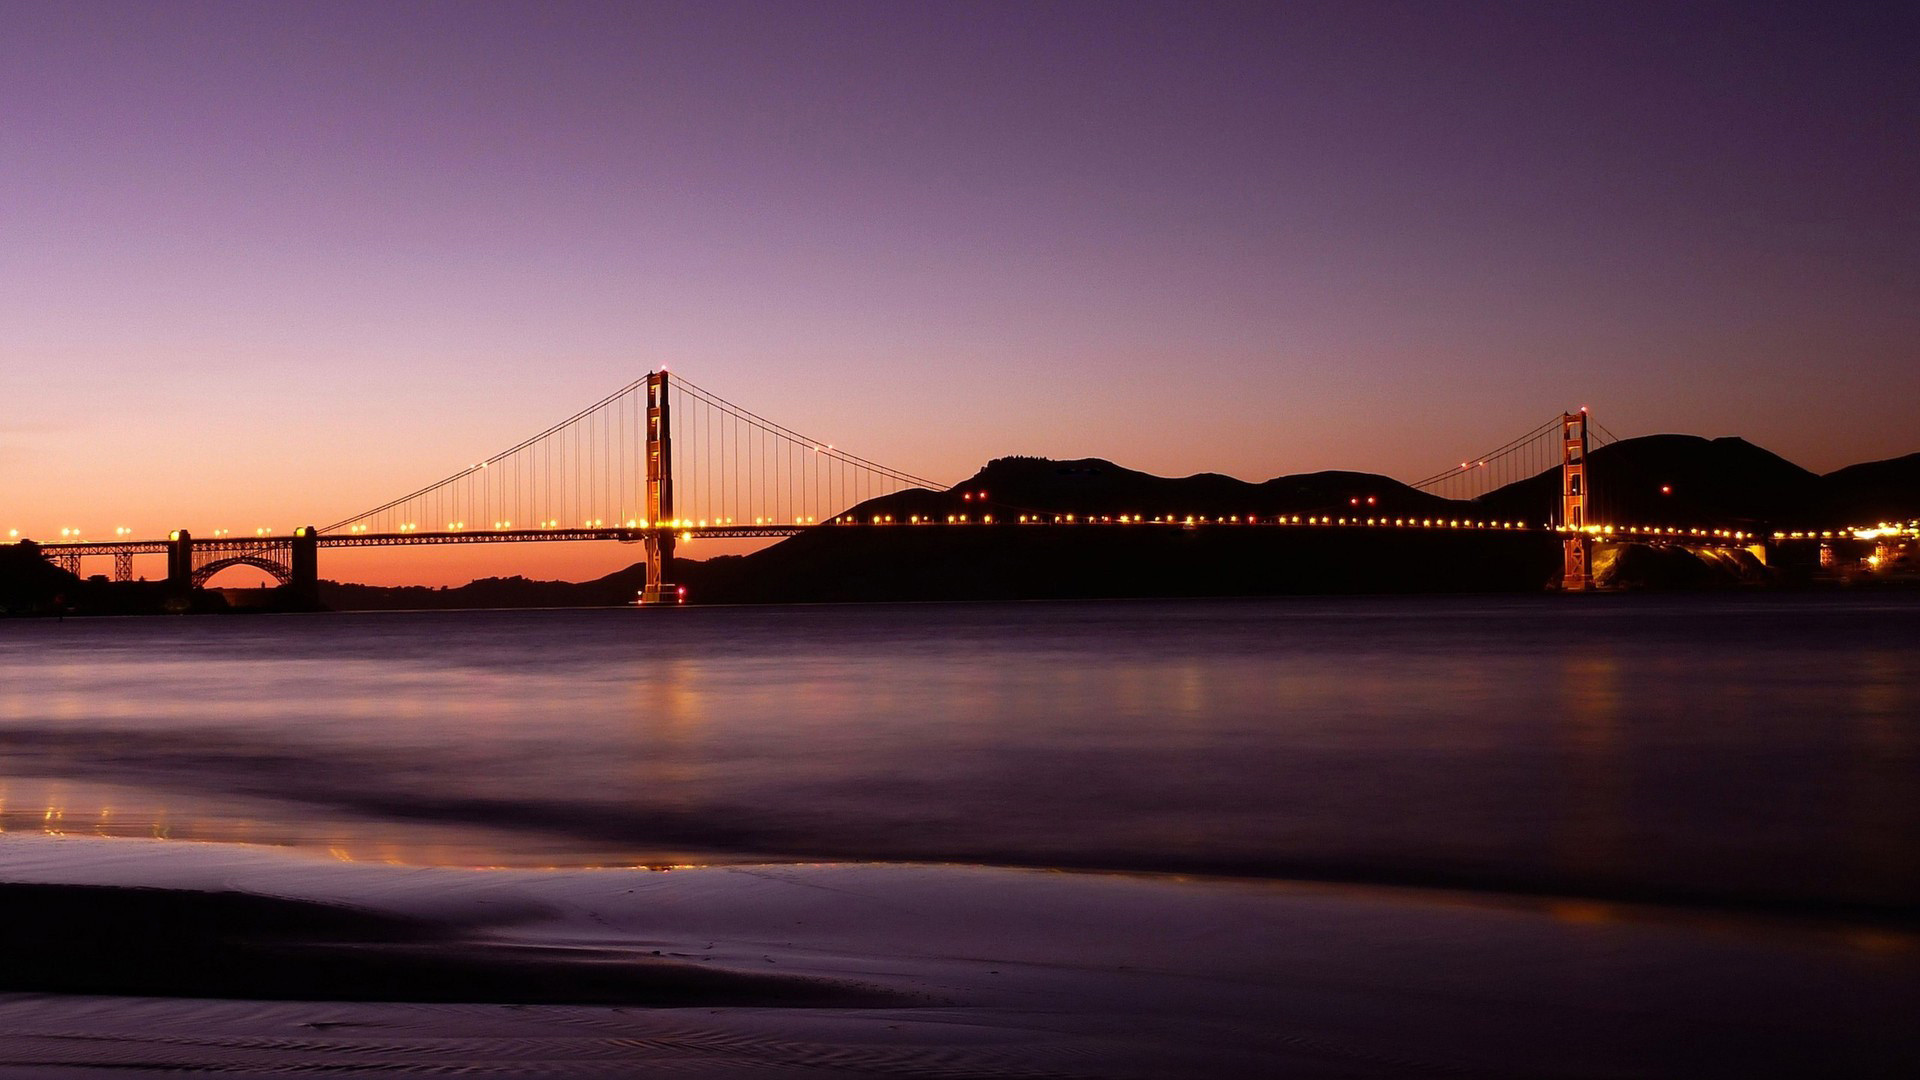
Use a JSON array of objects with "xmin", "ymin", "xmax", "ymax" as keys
[{"xmin": 4, "ymin": 1, "xmax": 1916, "ymax": 583}]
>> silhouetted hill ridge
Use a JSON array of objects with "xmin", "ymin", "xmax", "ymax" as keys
[
  {"xmin": 1821, "ymin": 451, "xmax": 1920, "ymax": 524},
  {"xmin": 1473, "ymin": 434, "xmax": 1846, "ymax": 527},
  {"xmin": 871, "ymin": 436, "xmax": 1901, "ymax": 529},
  {"xmin": 927, "ymin": 455, "xmax": 1458, "ymax": 519}
]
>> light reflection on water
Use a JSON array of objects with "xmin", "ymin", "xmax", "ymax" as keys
[{"xmin": 0, "ymin": 595, "xmax": 1916, "ymax": 913}]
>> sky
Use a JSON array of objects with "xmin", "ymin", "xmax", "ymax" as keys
[{"xmin": 3, "ymin": 0, "xmax": 1916, "ymax": 585}]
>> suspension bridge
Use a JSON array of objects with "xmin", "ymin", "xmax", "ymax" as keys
[{"xmin": 16, "ymin": 371, "xmax": 1857, "ymax": 603}]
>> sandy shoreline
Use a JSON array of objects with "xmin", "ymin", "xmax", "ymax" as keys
[{"xmin": 1, "ymin": 834, "xmax": 1915, "ymax": 1078}]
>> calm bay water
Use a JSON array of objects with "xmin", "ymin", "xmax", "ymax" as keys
[{"xmin": 2, "ymin": 594, "xmax": 1916, "ymax": 916}]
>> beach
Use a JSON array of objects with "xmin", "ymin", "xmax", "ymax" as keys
[{"xmin": 3, "ymin": 833, "xmax": 1915, "ymax": 1078}]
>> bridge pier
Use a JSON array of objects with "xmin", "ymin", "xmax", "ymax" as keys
[
  {"xmin": 166, "ymin": 530, "xmax": 193, "ymax": 594},
  {"xmin": 290, "ymin": 526, "xmax": 319, "ymax": 607},
  {"xmin": 641, "ymin": 532, "xmax": 678, "ymax": 604}
]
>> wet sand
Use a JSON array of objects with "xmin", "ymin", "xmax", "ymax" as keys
[{"xmin": 2, "ymin": 835, "xmax": 1916, "ymax": 1078}]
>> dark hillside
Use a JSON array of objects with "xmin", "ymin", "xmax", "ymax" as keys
[
  {"xmin": 0, "ymin": 543, "xmax": 79, "ymax": 614},
  {"xmin": 677, "ymin": 524, "xmax": 1561, "ymax": 604},
  {"xmin": 1821, "ymin": 452, "xmax": 1920, "ymax": 524},
  {"xmin": 847, "ymin": 456, "xmax": 1464, "ymax": 526},
  {"xmin": 1475, "ymin": 435, "xmax": 1826, "ymax": 528},
  {"xmin": 320, "ymin": 565, "xmax": 648, "ymax": 610}
]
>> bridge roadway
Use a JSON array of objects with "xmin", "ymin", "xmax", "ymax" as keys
[
  {"xmin": 21, "ymin": 518, "xmax": 1780, "ymax": 555},
  {"xmin": 19, "ymin": 526, "xmax": 802, "ymax": 562},
  {"xmin": 20, "ymin": 516, "xmax": 1778, "ymax": 582}
]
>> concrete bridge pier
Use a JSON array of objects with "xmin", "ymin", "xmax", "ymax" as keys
[
  {"xmin": 290, "ymin": 526, "xmax": 319, "ymax": 607},
  {"xmin": 166, "ymin": 530, "xmax": 193, "ymax": 594},
  {"xmin": 641, "ymin": 531, "xmax": 678, "ymax": 604}
]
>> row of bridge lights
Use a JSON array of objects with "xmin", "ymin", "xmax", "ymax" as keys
[
  {"xmin": 847, "ymin": 514, "xmax": 1542, "ymax": 528},
  {"xmin": 43, "ymin": 526, "xmax": 269, "ymax": 538},
  {"xmin": 49, "ymin": 527, "xmax": 138, "ymax": 538},
  {"xmin": 309, "ymin": 516, "xmax": 1756, "ymax": 533},
  {"xmin": 24, "ymin": 519, "xmax": 1901, "ymax": 542},
  {"xmin": 1562, "ymin": 525, "xmax": 1754, "ymax": 540},
  {"xmin": 1778, "ymin": 523, "xmax": 1919, "ymax": 541},
  {"xmin": 828, "ymin": 518, "xmax": 1825, "ymax": 540},
  {"xmin": 344, "ymin": 517, "xmax": 814, "ymax": 534},
  {"xmin": 41, "ymin": 517, "xmax": 1880, "ymax": 543},
  {"xmin": 14, "ymin": 518, "xmax": 1911, "ymax": 544},
  {"xmin": 27, "ymin": 527, "xmax": 283, "ymax": 539}
]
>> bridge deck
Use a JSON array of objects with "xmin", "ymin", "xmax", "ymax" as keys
[{"xmin": 19, "ymin": 517, "xmax": 1784, "ymax": 559}]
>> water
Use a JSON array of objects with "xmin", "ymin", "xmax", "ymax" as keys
[{"xmin": 2, "ymin": 594, "xmax": 1916, "ymax": 918}]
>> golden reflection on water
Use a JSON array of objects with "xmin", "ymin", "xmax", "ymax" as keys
[
  {"xmin": 1555, "ymin": 651, "xmax": 1626, "ymax": 884},
  {"xmin": 1544, "ymin": 898, "xmax": 1619, "ymax": 926},
  {"xmin": 1843, "ymin": 929, "xmax": 1917, "ymax": 956},
  {"xmin": 631, "ymin": 658, "xmax": 705, "ymax": 805},
  {"xmin": 0, "ymin": 777, "xmax": 717, "ymax": 871},
  {"xmin": 1170, "ymin": 661, "xmax": 1208, "ymax": 722},
  {"xmin": 1851, "ymin": 651, "xmax": 1918, "ymax": 898}
]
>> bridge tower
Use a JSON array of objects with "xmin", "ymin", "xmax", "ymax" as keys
[
  {"xmin": 640, "ymin": 370, "xmax": 679, "ymax": 604},
  {"xmin": 1561, "ymin": 410, "xmax": 1593, "ymax": 590}
]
